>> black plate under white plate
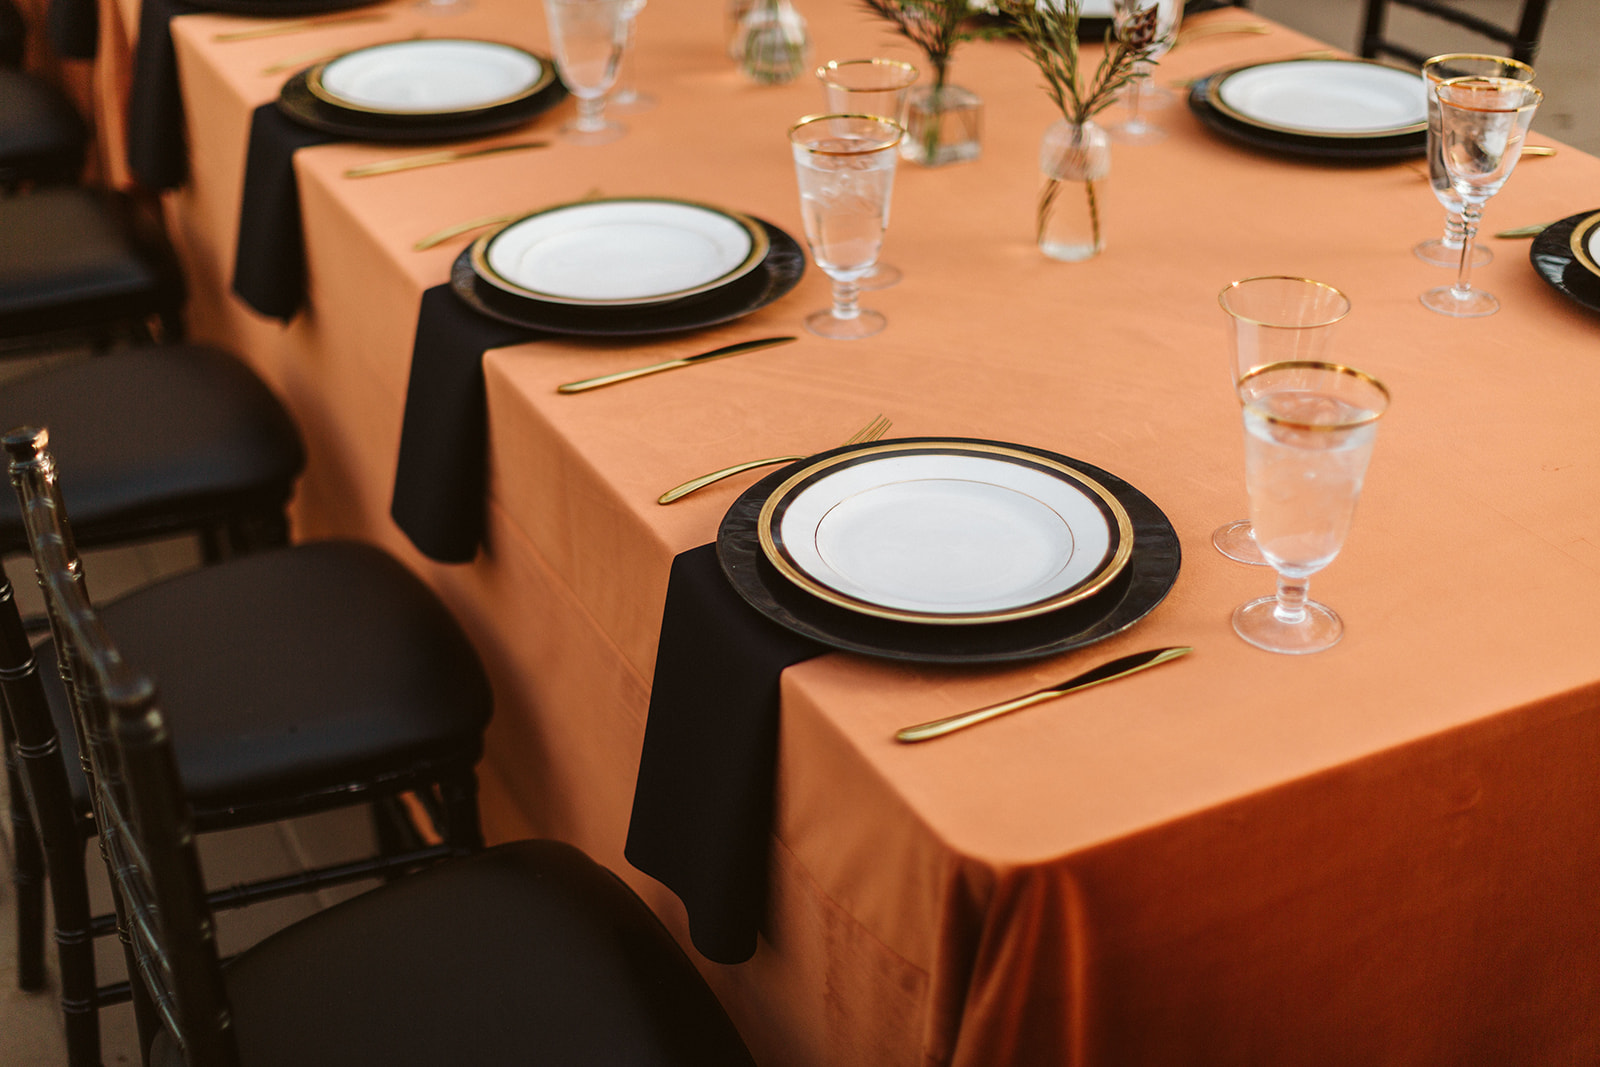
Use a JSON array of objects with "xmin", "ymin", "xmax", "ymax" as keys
[
  {"xmin": 1187, "ymin": 72, "xmax": 1426, "ymax": 163},
  {"xmin": 276, "ymin": 64, "xmax": 565, "ymax": 142},
  {"xmin": 718, "ymin": 439, "xmax": 1181, "ymax": 664},
  {"xmin": 1530, "ymin": 209, "xmax": 1600, "ymax": 316},
  {"xmin": 449, "ymin": 218, "xmax": 806, "ymax": 338}
]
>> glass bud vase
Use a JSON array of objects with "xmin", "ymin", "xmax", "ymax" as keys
[
  {"xmin": 901, "ymin": 82, "xmax": 983, "ymax": 167},
  {"xmin": 735, "ymin": 0, "xmax": 810, "ymax": 85},
  {"xmin": 1037, "ymin": 118, "xmax": 1111, "ymax": 262}
]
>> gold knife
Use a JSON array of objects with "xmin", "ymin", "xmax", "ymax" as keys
[
  {"xmin": 556, "ymin": 336, "xmax": 799, "ymax": 394},
  {"xmin": 1495, "ymin": 221, "xmax": 1551, "ymax": 238},
  {"xmin": 345, "ymin": 141, "xmax": 551, "ymax": 179},
  {"xmin": 214, "ymin": 11, "xmax": 387, "ymax": 42},
  {"xmin": 894, "ymin": 646, "xmax": 1193, "ymax": 743}
]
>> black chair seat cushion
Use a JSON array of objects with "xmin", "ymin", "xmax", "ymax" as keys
[
  {"xmin": 149, "ymin": 840, "xmax": 758, "ymax": 1067},
  {"xmin": 40, "ymin": 540, "xmax": 492, "ymax": 817},
  {"xmin": 0, "ymin": 344, "xmax": 305, "ymax": 553},
  {"xmin": 0, "ymin": 68, "xmax": 87, "ymax": 184},
  {"xmin": 0, "ymin": 186, "xmax": 171, "ymax": 337}
]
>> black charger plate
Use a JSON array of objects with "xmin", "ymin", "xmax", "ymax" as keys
[
  {"xmin": 1187, "ymin": 74, "xmax": 1425, "ymax": 163},
  {"xmin": 449, "ymin": 218, "xmax": 806, "ymax": 338},
  {"xmin": 276, "ymin": 67, "xmax": 566, "ymax": 142},
  {"xmin": 185, "ymin": 0, "xmax": 379, "ymax": 14},
  {"xmin": 717, "ymin": 438, "xmax": 1181, "ymax": 664},
  {"xmin": 1530, "ymin": 209, "xmax": 1600, "ymax": 316}
]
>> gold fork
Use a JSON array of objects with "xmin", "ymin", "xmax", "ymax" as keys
[{"xmin": 657, "ymin": 414, "xmax": 891, "ymax": 505}]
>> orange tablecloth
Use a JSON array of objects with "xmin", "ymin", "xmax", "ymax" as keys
[{"xmin": 88, "ymin": 0, "xmax": 1600, "ymax": 1061}]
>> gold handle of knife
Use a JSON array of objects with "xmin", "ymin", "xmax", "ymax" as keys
[
  {"xmin": 345, "ymin": 141, "xmax": 550, "ymax": 179},
  {"xmin": 214, "ymin": 11, "xmax": 387, "ymax": 41},
  {"xmin": 557, "ymin": 337, "xmax": 797, "ymax": 394}
]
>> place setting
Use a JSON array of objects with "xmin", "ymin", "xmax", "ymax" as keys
[
  {"xmin": 1186, "ymin": 55, "xmax": 1428, "ymax": 162},
  {"xmin": 391, "ymin": 194, "xmax": 810, "ymax": 563},
  {"xmin": 625, "ymin": 422, "xmax": 1184, "ymax": 962}
]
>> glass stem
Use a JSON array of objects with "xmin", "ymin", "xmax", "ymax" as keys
[
  {"xmin": 1272, "ymin": 573, "xmax": 1310, "ymax": 625},
  {"xmin": 575, "ymin": 96, "xmax": 606, "ymax": 132},
  {"xmin": 1451, "ymin": 203, "xmax": 1483, "ymax": 299},
  {"xmin": 1125, "ymin": 69, "xmax": 1147, "ymax": 130},
  {"xmin": 830, "ymin": 277, "xmax": 862, "ymax": 321},
  {"xmin": 1441, "ymin": 210, "xmax": 1468, "ymax": 250}
]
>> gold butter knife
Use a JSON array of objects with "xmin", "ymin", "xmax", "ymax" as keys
[
  {"xmin": 214, "ymin": 11, "xmax": 387, "ymax": 41},
  {"xmin": 557, "ymin": 336, "xmax": 798, "ymax": 394},
  {"xmin": 895, "ymin": 646, "xmax": 1193, "ymax": 743},
  {"xmin": 345, "ymin": 141, "xmax": 550, "ymax": 178}
]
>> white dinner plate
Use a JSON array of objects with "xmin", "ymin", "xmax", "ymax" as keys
[
  {"xmin": 1571, "ymin": 211, "xmax": 1600, "ymax": 281},
  {"xmin": 757, "ymin": 442, "xmax": 1133, "ymax": 624},
  {"xmin": 1210, "ymin": 59, "xmax": 1427, "ymax": 138},
  {"xmin": 473, "ymin": 198, "xmax": 769, "ymax": 307},
  {"xmin": 309, "ymin": 39, "xmax": 549, "ymax": 116}
]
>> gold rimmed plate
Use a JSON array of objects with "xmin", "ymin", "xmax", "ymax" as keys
[
  {"xmin": 1530, "ymin": 209, "xmax": 1600, "ymax": 316},
  {"xmin": 755, "ymin": 441, "xmax": 1133, "ymax": 626},
  {"xmin": 1207, "ymin": 58, "xmax": 1427, "ymax": 140},
  {"xmin": 307, "ymin": 39, "xmax": 554, "ymax": 118},
  {"xmin": 1569, "ymin": 211, "xmax": 1600, "ymax": 280},
  {"xmin": 471, "ymin": 198, "xmax": 770, "ymax": 308}
]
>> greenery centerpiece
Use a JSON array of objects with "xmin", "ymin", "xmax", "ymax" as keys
[
  {"xmin": 858, "ymin": 0, "xmax": 1002, "ymax": 165},
  {"xmin": 999, "ymin": 0, "xmax": 1161, "ymax": 258}
]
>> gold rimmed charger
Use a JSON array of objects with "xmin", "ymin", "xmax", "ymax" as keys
[
  {"xmin": 306, "ymin": 39, "xmax": 555, "ymax": 118},
  {"xmin": 755, "ymin": 441, "xmax": 1134, "ymax": 626},
  {"xmin": 1206, "ymin": 57, "xmax": 1427, "ymax": 140},
  {"xmin": 1569, "ymin": 211, "xmax": 1600, "ymax": 279},
  {"xmin": 470, "ymin": 197, "xmax": 770, "ymax": 308}
]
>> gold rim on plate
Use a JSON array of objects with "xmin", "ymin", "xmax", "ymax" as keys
[
  {"xmin": 1568, "ymin": 211, "xmax": 1600, "ymax": 280},
  {"xmin": 469, "ymin": 197, "xmax": 770, "ymax": 308},
  {"xmin": 756, "ymin": 441, "xmax": 1135, "ymax": 626},
  {"xmin": 306, "ymin": 39, "xmax": 555, "ymax": 118},
  {"xmin": 1207, "ymin": 57, "xmax": 1428, "ymax": 140}
]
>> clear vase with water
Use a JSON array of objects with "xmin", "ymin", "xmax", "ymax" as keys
[
  {"xmin": 1037, "ymin": 118, "xmax": 1110, "ymax": 261},
  {"xmin": 901, "ymin": 82, "xmax": 982, "ymax": 167}
]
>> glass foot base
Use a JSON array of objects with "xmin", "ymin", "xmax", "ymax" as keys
[
  {"xmin": 1232, "ymin": 595, "xmax": 1343, "ymax": 654},
  {"xmin": 1420, "ymin": 285, "xmax": 1499, "ymax": 317},
  {"xmin": 1212, "ymin": 520, "xmax": 1267, "ymax": 565},
  {"xmin": 559, "ymin": 118, "xmax": 626, "ymax": 146},
  {"xmin": 805, "ymin": 307, "xmax": 885, "ymax": 340},
  {"xmin": 857, "ymin": 262, "xmax": 901, "ymax": 291},
  {"xmin": 1414, "ymin": 238, "xmax": 1491, "ymax": 268},
  {"xmin": 1107, "ymin": 121, "xmax": 1165, "ymax": 145},
  {"xmin": 608, "ymin": 90, "xmax": 657, "ymax": 115}
]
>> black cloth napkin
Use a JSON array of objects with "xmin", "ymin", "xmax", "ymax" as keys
[
  {"xmin": 625, "ymin": 543, "xmax": 826, "ymax": 964},
  {"xmin": 47, "ymin": 0, "xmax": 97, "ymax": 60},
  {"xmin": 390, "ymin": 285, "xmax": 545, "ymax": 562},
  {"xmin": 231, "ymin": 104, "xmax": 341, "ymax": 320},
  {"xmin": 126, "ymin": 0, "xmax": 203, "ymax": 189}
]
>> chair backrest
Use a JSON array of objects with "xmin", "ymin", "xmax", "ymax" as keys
[
  {"xmin": 1358, "ymin": 0, "xmax": 1550, "ymax": 67},
  {"xmin": 4, "ymin": 426, "xmax": 238, "ymax": 1067}
]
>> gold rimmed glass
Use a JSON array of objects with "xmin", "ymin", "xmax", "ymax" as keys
[
  {"xmin": 1420, "ymin": 76, "xmax": 1543, "ymax": 318},
  {"xmin": 815, "ymin": 58, "xmax": 918, "ymax": 291},
  {"xmin": 609, "ymin": 0, "xmax": 656, "ymax": 115},
  {"xmin": 1213, "ymin": 276, "xmax": 1351, "ymax": 565},
  {"xmin": 1415, "ymin": 54, "xmax": 1535, "ymax": 269},
  {"xmin": 544, "ymin": 0, "xmax": 630, "ymax": 146},
  {"xmin": 1232, "ymin": 361, "xmax": 1389, "ymax": 655},
  {"xmin": 788, "ymin": 113, "xmax": 903, "ymax": 340}
]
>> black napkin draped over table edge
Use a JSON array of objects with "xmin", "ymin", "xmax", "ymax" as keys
[
  {"xmin": 625, "ymin": 543, "xmax": 825, "ymax": 965},
  {"xmin": 126, "ymin": 0, "xmax": 200, "ymax": 189},
  {"xmin": 390, "ymin": 284, "xmax": 546, "ymax": 562},
  {"xmin": 232, "ymin": 104, "xmax": 341, "ymax": 321},
  {"xmin": 48, "ymin": 0, "xmax": 98, "ymax": 60}
]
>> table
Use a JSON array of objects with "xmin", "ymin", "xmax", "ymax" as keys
[{"xmin": 79, "ymin": 0, "xmax": 1600, "ymax": 1061}]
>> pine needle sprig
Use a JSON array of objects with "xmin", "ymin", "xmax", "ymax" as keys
[{"xmin": 999, "ymin": 0, "xmax": 1161, "ymax": 126}]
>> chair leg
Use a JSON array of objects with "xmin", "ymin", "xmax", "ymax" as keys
[
  {"xmin": 52, "ymin": 841, "xmax": 104, "ymax": 1067},
  {"xmin": 438, "ymin": 771, "xmax": 485, "ymax": 855},
  {"xmin": 2, "ymin": 710, "xmax": 47, "ymax": 990}
]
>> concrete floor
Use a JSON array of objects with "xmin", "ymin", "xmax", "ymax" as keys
[{"xmin": 1, "ymin": 0, "xmax": 1595, "ymax": 1062}]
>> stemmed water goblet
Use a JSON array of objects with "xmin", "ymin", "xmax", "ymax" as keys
[
  {"xmin": 609, "ymin": 0, "xmax": 656, "ymax": 115},
  {"xmin": 1232, "ymin": 361, "xmax": 1390, "ymax": 655},
  {"xmin": 1420, "ymin": 76, "xmax": 1543, "ymax": 318},
  {"xmin": 1414, "ymin": 54, "xmax": 1535, "ymax": 269},
  {"xmin": 544, "ymin": 0, "xmax": 631, "ymax": 146},
  {"xmin": 788, "ymin": 114, "xmax": 903, "ymax": 340},
  {"xmin": 815, "ymin": 59, "xmax": 918, "ymax": 290},
  {"xmin": 1213, "ymin": 276, "xmax": 1351, "ymax": 565},
  {"xmin": 1109, "ymin": 0, "xmax": 1183, "ymax": 144}
]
